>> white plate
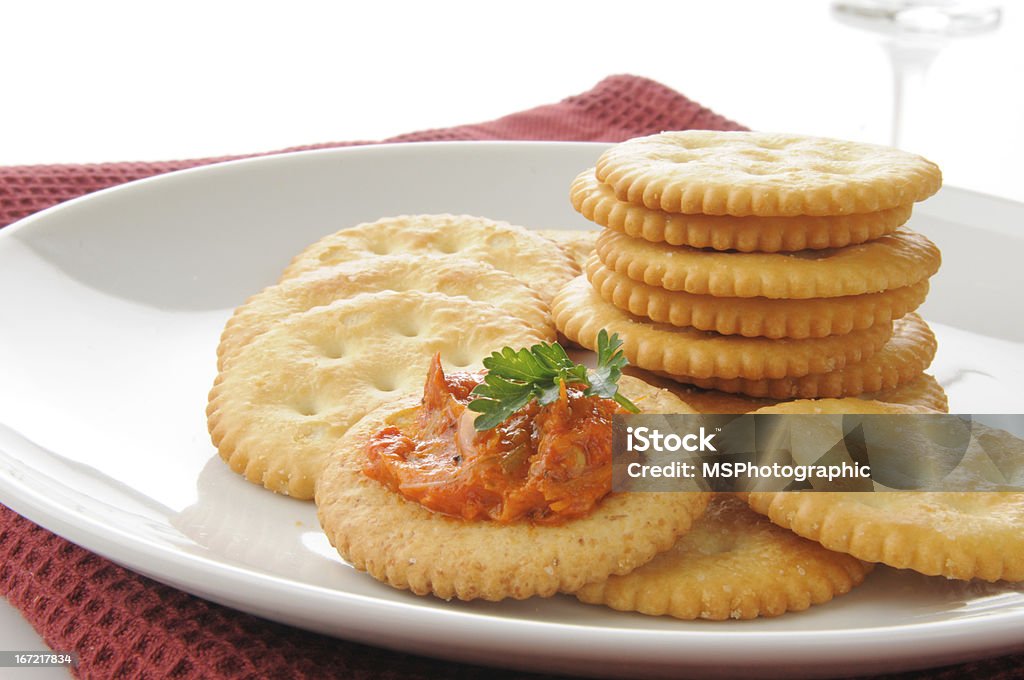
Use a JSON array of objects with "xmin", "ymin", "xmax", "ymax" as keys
[{"xmin": 1, "ymin": 142, "xmax": 1023, "ymax": 679}]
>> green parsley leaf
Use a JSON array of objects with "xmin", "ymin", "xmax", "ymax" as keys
[{"xmin": 467, "ymin": 329, "xmax": 639, "ymax": 431}]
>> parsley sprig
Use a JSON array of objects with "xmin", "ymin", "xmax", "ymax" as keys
[{"xmin": 467, "ymin": 330, "xmax": 639, "ymax": 431}]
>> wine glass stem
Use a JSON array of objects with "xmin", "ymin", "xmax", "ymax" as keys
[{"xmin": 883, "ymin": 40, "xmax": 943, "ymax": 149}]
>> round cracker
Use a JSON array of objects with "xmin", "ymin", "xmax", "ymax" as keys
[
  {"xmin": 615, "ymin": 374, "xmax": 700, "ymax": 414},
  {"xmin": 622, "ymin": 368, "xmax": 778, "ymax": 415},
  {"xmin": 206, "ymin": 290, "xmax": 550, "ymax": 500},
  {"xmin": 594, "ymin": 131, "xmax": 942, "ymax": 217},
  {"xmin": 666, "ymin": 387, "xmax": 775, "ymax": 415},
  {"xmin": 280, "ymin": 214, "xmax": 579, "ymax": 303},
  {"xmin": 571, "ymin": 169, "xmax": 912, "ymax": 252},
  {"xmin": 625, "ymin": 370, "xmax": 945, "ymax": 415},
  {"xmin": 315, "ymin": 377, "xmax": 711, "ymax": 601},
  {"xmin": 576, "ymin": 495, "xmax": 872, "ymax": 619},
  {"xmin": 746, "ymin": 491, "xmax": 1024, "ymax": 582},
  {"xmin": 865, "ymin": 372, "xmax": 948, "ymax": 413},
  {"xmin": 553, "ymin": 276, "xmax": 894, "ymax": 381},
  {"xmin": 586, "ymin": 254, "xmax": 928, "ymax": 338},
  {"xmin": 749, "ymin": 400, "xmax": 1024, "ymax": 583},
  {"xmin": 685, "ymin": 313, "xmax": 936, "ymax": 399},
  {"xmin": 596, "ymin": 226, "xmax": 941, "ymax": 299},
  {"xmin": 536, "ymin": 228, "xmax": 599, "ymax": 270},
  {"xmin": 752, "ymin": 398, "xmax": 935, "ymax": 415},
  {"xmin": 218, "ymin": 255, "xmax": 554, "ymax": 369}
]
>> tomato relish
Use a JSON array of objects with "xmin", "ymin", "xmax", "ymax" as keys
[{"xmin": 362, "ymin": 355, "xmax": 623, "ymax": 524}]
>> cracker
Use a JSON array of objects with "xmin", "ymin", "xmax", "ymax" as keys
[
  {"xmin": 746, "ymin": 491, "xmax": 1024, "ymax": 582},
  {"xmin": 863, "ymin": 373, "xmax": 948, "ymax": 413},
  {"xmin": 618, "ymin": 375, "xmax": 701, "ymax": 415},
  {"xmin": 594, "ymin": 131, "xmax": 942, "ymax": 217},
  {"xmin": 668, "ymin": 387, "xmax": 777, "ymax": 414},
  {"xmin": 207, "ymin": 290, "xmax": 550, "ymax": 499},
  {"xmin": 575, "ymin": 495, "xmax": 872, "ymax": 619},
  {"xmin": 622, "ymin": 369, "xmax": 778, "ymax": 414},
  {"xmin": 537, "ymin": 228, "xmax": 599, "ymax": 269},
  {"xmin": 280, "ymin": 214, "xmax": 579, "ymax": 304},
  {"xmin": 625, "ymin": 370, "xmax": 944, "ymax": 414},
  {"xmin": 571, "ymin": 169, "xmax": 912, "ymax": 252},
  {"xmin": 315, "ymin": 377, "xmax": 711, "ymax": 601},
  {"xmin": 552, "ymin": 276, "xmax": 893, "ymax": 381},
  {"xmin": 217, "ymin": 255, "xmax": 554, "ymax": 369},
  {"xmin": 684, "ymin": 313, "xmax": 936, "ymax": 399},
  {"xmin": 587, "ymin": 255, "xmax": 928, "ymax": 338},
  {"xmin": 752, "ymin": 398, "xmax": 934, "ymax": 415},
  {"xmin": 596, "ymin": 226, "xmax": 941, "ymax": 299}
]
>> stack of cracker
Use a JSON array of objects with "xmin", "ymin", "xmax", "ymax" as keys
[{"xmin": 553, "ymin": 131, "xmax": 948, "ymax": 413}]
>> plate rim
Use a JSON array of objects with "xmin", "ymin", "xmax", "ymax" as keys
[{"xmin": 2, "ymin": 140, "xmax": 1023, "ymax": 677}]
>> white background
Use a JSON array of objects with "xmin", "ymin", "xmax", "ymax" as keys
[
  {"xmin": 0, "ymin": 0, "xmax": 1021, "ymax": 670},
  {"xmin": 1, "ymin": 0, "xmax": 1022, "ymax": 200}
]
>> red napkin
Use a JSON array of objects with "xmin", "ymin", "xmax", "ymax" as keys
[
  {"xmin": 0, "ymin": 74, "xmax": 741, "ymax": 229},
  {"xmin": 1, "ymin": 75, "xmax": 1021, "ymax": 680}
]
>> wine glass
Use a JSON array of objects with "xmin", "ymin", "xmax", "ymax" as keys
[{"xmin": 831, "ymin": 1, "xmax": 1002, "ymax": 151}]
